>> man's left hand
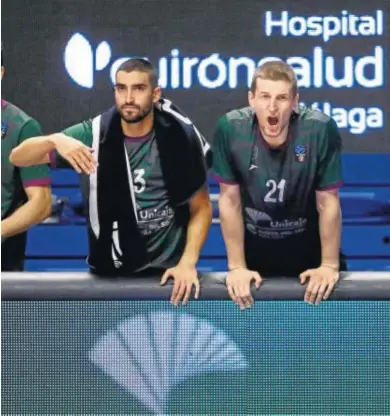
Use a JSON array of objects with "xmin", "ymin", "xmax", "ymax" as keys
[
  {"xmin": 300, "ymin": 266, "xmax": 339, "ymax": 305},
  {"xmin": 160, "ymin": 264, "xmax": 200, "ymax": 306}
]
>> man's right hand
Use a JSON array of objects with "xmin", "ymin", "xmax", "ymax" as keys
[
  {"xmin": 226, "ymin": 268, "xmax": 262, "ymax": 310},
  {"xmin": 54, "ymin": 136, "xmax": 98, "ymax": 175}
]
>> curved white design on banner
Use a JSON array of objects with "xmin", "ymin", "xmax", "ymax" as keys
[
  {"xmin": 89, "ymin": 311, "xmax": 248, "ymax": 415},
  {"xmin": 64, "ymin": 33, "xmax": 94, "ymax": 89}
]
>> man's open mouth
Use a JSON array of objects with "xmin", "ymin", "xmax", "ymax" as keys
[{"xmin": 267, "ymin": 116, "xmax": 279, "ymax": 126}]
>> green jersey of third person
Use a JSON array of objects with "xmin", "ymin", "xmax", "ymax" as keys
[{"xmin": 1, "ymin": 99, "xmax": 51, "ymax": 269}]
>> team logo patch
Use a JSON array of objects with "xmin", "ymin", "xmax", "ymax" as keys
[
  {"xmin": 1, "ymin": 121, "xmax": 8, "ymax": 139},
  {"xmin": 294, "ymin": 144, "xmax": 307, "ymax": 162}
]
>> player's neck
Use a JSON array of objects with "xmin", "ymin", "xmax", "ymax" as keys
[
  {"xmin": 121, "ymin": 113, "xmax": 154, "ymax": 137},
  {"xmin": 260, "ymin": 127, "xmax": 289, "ymax": 148}
]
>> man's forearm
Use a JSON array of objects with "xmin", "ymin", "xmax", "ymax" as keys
[
  {"xmin": 219, "ymin": 197, "xmax": 246, "ymax": 270},
  {"xmin": 179, "ymin": 202, "xmax": 212, "ymax": 267},
  {"xmin": 319, "ymin": 203, "xmax": 342, "ymax": 269},
  {"xmin": 1, "ymin": 198, "xmax": 51, "ymax": 239},
  {"xmin": 10, "ymin": 134, "xmax": 62, "ymax": 167}
]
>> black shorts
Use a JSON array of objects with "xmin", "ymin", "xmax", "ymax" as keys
[
  {"xmin": 245, "ymin": 250, "xmax": 347, "ymax": 277},
  {"xmin": 1, "ymin": 232, "xmax": 27, "ymax": 271}
]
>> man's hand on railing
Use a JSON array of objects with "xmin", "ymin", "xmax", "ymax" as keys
[
  {"xmin": 160, "ymin": 264, "xmax": 200, "ymax": 306},
  {"xmin": 300, "ymin": 266, "xmax": 340, "ymax": 305},
  {"xmin": 226, "ymin": 268, "xmax": 263, "ymax": 310}
]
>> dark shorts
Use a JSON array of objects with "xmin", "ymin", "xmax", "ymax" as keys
[
  {"xmin": 1, "ymin": 232, "xmax": 27, "ymax": 271},
  {"xmin": 89, "ymin": 266, "xmax": 165, "ymax": 278},
  {"xmin": 245, "ymin": 247, "xmax": 347, "ymax": 277}
]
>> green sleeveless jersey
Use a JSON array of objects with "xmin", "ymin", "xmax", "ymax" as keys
[
  {"xmin": 211, "ymin": 106, "xmax": 343, "ymax": 273},
  {"xmin": 51, "ymin": 121, "xmax": 187, "ymax": 269},
  {"xmin": 1, "ymin": 100, "xmax": 51, "ymax": 218}
]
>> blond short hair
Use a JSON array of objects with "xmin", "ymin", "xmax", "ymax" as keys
[{"xmin": 250, "ymin": 60, "xmax": 298, "ymax": 96}]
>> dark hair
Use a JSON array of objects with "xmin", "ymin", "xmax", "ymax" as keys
[
  {"xmin": 115, "ymin": 58, "xmax": 158, "ymax": 88},
  {"xmin": 250, "ymin": 60, "xmax": 298, "ymax": 96}
]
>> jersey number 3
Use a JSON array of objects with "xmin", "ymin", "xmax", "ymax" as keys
[
  {"xmin": 133, "ymin": 169, "xmax": 146, "ymax": 194},
  {"xmin": 264, "ymin": 179, "xmax": 286, "ymax": 203}
]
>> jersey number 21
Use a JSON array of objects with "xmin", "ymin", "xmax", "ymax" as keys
[{"xmin": 264, "ymin": 179, "xmax": 286, "ymax": 203}]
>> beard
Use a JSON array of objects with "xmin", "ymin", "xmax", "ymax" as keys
[{"xmin": 119, "ymin": 103, "xmax": 153, "ymax": 124}]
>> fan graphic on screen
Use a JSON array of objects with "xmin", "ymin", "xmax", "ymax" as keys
[{"xmin": 88, "ymin": 311, "xmax": 247, "ymax": 415}]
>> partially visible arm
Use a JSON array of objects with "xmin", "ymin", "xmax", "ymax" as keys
[
  {"xmin": 162, "ymin": 185, "xmax": 212, "ymax": 305},
  {"xmin": 10, "ymin": 122, "xmax": 96, "ymax": 174},
  {"xmin": 315, "ymin": 118, "xmax": 344, "ymax": 270},
  {"xmin": 2, "ymin": 119, "xmax": 52, "ymax": 238},
  {"xmin": 316, "ymin": 189, "xmax": 342, "ymax": 270},
  {"xmin": 1, "ymin": 185, "xmax": 52, "ymax": 238},
  {"xmin": 219, "ymin": 183, "xmax": 247, "ymax": 270},
  {"xmin": 9, "ymin": 133, "xmax": 69, "ymax": 166},
  {"xmin": 178, "ymin": 185, "xmax": 212, "ymax": 267},
  {"xmin": 210, "ymin": 115, "xmax": 246, "ymax": 270}
]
